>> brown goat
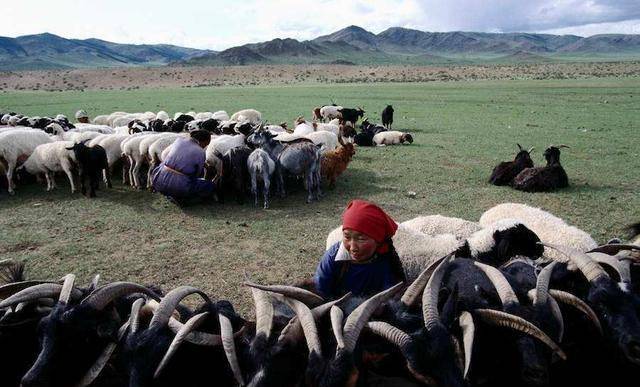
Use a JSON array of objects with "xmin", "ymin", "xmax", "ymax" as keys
[
  {"xmin": 312, "ymin": 107, "xmax": 322, "ymax": 122},
  {"xmin": 321, "ymin": 142, "xmax": 356, "ymax": 188}
]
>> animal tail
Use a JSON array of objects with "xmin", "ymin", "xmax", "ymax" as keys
[
  {"xmin": 627, "ymin": 222, "xmax": 640, "ymax": 241},
  {"xmin": 0, "ymin": 260, "xmax": 25, "ymax": 284}
]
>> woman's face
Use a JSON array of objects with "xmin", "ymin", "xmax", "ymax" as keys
[{"xmin": 342, "ymin": 228, "xmax": 378, "ymax": 262}]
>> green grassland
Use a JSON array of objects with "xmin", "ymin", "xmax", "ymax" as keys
[{"xmin": 1, "ymin": 78, "xmax": 639, "ymax": 313}]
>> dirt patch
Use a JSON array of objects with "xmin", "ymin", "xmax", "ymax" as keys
[{"xmin": 0, "ymin": 241, "xmax": 41, "ymax": 254}]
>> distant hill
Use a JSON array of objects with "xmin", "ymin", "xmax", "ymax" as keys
[
  {"xmin": 0, "ymin": 33, "xmax": 212, "ymax": 70},
  {"xmin": 180, "ymin": 26, "xmax": 640, "ymax": 66},
  {"xmin": 2, "ymin": 27, "xmax": 640, "ymax": 71}
]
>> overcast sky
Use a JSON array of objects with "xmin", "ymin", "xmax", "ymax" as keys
[{"xmin": 2, "ymin": 1, "xmax": 639, "ymax": 50}]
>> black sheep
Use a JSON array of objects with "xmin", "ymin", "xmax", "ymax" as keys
[
  {"xmin": 381, "ymin": 105, "xmax": 394, "ymax": 129},
  {"xmin": 66, "ymin": 142, "xmax": 111, "ymax": 198},
  {"xmin": 338, "ymin": 107, "xmax": 365, "ymax": 126},
  {"xmin": 489, "ymin": 144, "xmax": 534, "ymax": 186},
  {"xmin": 512, "ymin": 145, "xmax": 569, "ymax": 192}
]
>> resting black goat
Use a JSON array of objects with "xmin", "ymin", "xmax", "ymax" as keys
[
  {"xmin": 512, "ymin": 145, "xmax": 569, "ymax": 192},
  {"xmin": 489, "ymin": 144, "xmax": 534, "ymax": 186},
  {"xmin": 355, "ymin": 118, "xmax": 386, "ymax": 146},
  {"xmin": 381, "ymin": 105, "xmax": 394, "ymax": 129},
  {"xmin": 67, "ymin": 142, "xmax": 111, "ymax": 197}
]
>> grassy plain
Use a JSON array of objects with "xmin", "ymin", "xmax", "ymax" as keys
[{"xmin": 1, "ymin": 78, "xmax": 639, "ymax": 312}]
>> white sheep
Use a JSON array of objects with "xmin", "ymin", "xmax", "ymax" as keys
[
  {"xmin": 0, "ymin": 129, "xmax": 54, "ymax": 194},
  {"xmin": 373, "ymin": 131, "xmax": 413, "ymax": 146},
  {"xmin": 230, "ymin": 109, "xmax": 262, "ymax": 125},
  {"xmin": 206, "ymin": 134, "xmax": 245, "ymax": 161},
  {"xmin": 479, "ymin": 202, "xmax": 598, "ymax": 262},
  {"xmin": 305, "ymin": 130, "xmax": 338, "ymax": 154},
  {"xmin": 122, "ymin": 132, "xmax": 161, "ymax": 188},
  {"xmin": 156, "ymin": 111, "xmax": 170, "ymax": 121},
  {"xmin": 212, "ymin": 111, "xmax": 229, "ymax": 121},
  {"xmin": 320, "ymin": 106, "xmax": 342, "ymax": 121},
  {"xmin": 313, "ymin": 121, "xmax": 340, "ymax": 135},
  {"xmin": 89, "ymin": 134, "xmax": 130, "ymax": 184},
  {"xmin": 106, "ymin": 112, "xmax": 128, "ymax": 127},
  {"xmin": 195, "ymin": 112, "xmax": 213, "ymax": 120},
  {"xmin": 92, "ymin": 115, "xmax": 110, "ymax": 125},
  {"xmin": 400, "ymin": 215, "xmax": 481, "ymax": 241},
  {"xmin": 293, "ymin": 122, "xmax": 315, "ymax": 136},
  {"xmin": 18, "ymin": 141, "xmax": 77, "ymax": 193},
  {"xmin": 73, "ymin": 123, "xmax": 115, "ymax": 134}
]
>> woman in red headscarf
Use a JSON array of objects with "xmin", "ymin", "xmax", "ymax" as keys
[{"xmin": 313, "ymin": 200, "xmax": 406, "ymax": 298}]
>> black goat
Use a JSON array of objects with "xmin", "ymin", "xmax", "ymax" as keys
[
  {"xmin": 147, "ymin": 118, "xmax": 167, "ymax": 132},
  {"xmin": 67, "ymin": 142, "xmax": 111, "ymax": 198},
  {"xmin": 489, "ymin": 144, "xmax": 534, "ymax": 186},
  {"xmin": 338, "ymin": 107, "xmax": 365, "ymax": 126},
  {"xmin": 512, "ymin": 145, "xmax": 569, "ymax": 192},
  {"xmin": 220, "ymin": 146, "xmax": 252, "ymax": 204},
  {"xmin": 354, "ymin": 118, "xmax": 386, "ymax": 147},
  {"xmin": 174, "ymin": 114, "xmax": 194, "ymax": 123},
  {"xmin": 381, "ymin": 105, "xmax": 394, "ymax": 129}
]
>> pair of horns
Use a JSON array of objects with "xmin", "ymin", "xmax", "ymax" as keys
[{"xmin": 517, "ymin": 143, "xmax": 535, "ymax": 153}]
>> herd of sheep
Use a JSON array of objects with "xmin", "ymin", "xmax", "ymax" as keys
[
  {"xmin": 1, "ymin": 202, "xmax": 639, "ymax": 386},
  {"xmin": 0, "ymin": 106, "xmax": 413, "ymax": 206}
]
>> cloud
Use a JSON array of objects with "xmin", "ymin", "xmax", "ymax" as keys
[{"xmin": 0, "ymin": 0, "xmax": 638, "ymax": 50}]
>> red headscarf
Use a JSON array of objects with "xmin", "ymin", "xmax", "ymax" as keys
[{"xmin": 342, "ymin": 200, "xmax": 398, "ymax": 254}]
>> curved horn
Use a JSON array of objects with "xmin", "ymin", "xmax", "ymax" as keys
[
  {"xmin": 587, "ymin": 252, "xmax": 631, "ymax": 284},
  {"xmin": 89, "ymin": 275, "xmax": 100, "ymax": 291},
  {"xmin": 331, "ymin": 306, "xmax": 345, "ymax": 349},
  {"xmin": 251, "ymin": 287, "xmax": 274, "ymax": 340},
  {"xmin": 587, "ymin": 244, "xmax": 640, "ymax": 255},
  {"xmin": 343, "ymin": 282, "xmax": 403, "ymax": 352},
  {"xmin": 277, "ymin": 292, "xmax": 351, "ymax": 344},
  {"xmin": 0, "ymin": 281, "xmax": 56, "ymax": 300},
  {"xmin": 534, "ymin": 261, "xmax": 558, "ymax": 306},
  {"xmin": 527, "ymin": 147, "xmax": 535, "ymax": 153},
  {"xmin": 155, "ymin": 312, "xmax": 210, "ymax": 379},
  {"xmin": 149, "ymin": 286, "xmax": 210, "ymax": 329},
  {"xmin": 458, "ymin": 311, "xmax": 475, "ymax": 379},
  {"xmin": 473, "ymin": 262, "xmax": 519, "ymax": 307},
  {"xmin": 282, "ymin": 297, "xmax": 323, "ymax": 356},
  {"xmin": 75, "ymin": 321, "xmax": 130, "ymax": 387},
  {"xmin": 557, "ymin": 144, "xmax": 570, "ymax": 149},
  {"xmin": 423, "ymin": 256, "xmax": 454, "ymax": 329},
  {"xmin": 401, "ymin": 254, "xmax": 451, "ymax": 308},
  {"xmin": 473, "ymin": 308, "xmax": 566, "ymax": 360},
  {"xmin": 517, "ymin": 143, "xmax": 523, "ymax": 151},
  {"xmin": 548, "ymin": 289, "xmax": 603, "ymax": 335},
  {"xmin": 540, "ymin": 242, "xmax": 608, "ymax": 283},
  {"xmin": 219, "ymin": 313, "xmax": 244, "ymax": 386},
  {"xmin": 527, "ymin": 289, "xmax": 564, "ymax": 342},
  {"xmin": 59, "ymin": 274, "xmax": 76, "ymax": 304},
  {"xmin": 0, "ymin": 283, "xmax": 82, "ymax": 309},
  {"xmin": 129, "ymin": 298, "xmax": 146, "ymax": 334},
  {"xmin": 84, "ymin": 282, "xmax": 160, "ymax": 312},
  {"xmin": 243, "ymin": 281, "xmax": 324, "ymax": 307},
  {"xmin": 366, "ymin": 321, "xmax": 411, "ymax": 349}
]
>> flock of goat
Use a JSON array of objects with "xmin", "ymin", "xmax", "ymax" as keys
[
  {"xmin": 0, "ymin": 105, "xmax": 413, "ymax": 206},
  {"xmin": 1, "ymin": 202, "xmax": 639, "ymax": 387}
]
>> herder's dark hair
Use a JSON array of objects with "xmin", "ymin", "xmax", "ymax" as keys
[{"xmin": 190, "ymin": 129, "xmax": 211, "ymax": 143}]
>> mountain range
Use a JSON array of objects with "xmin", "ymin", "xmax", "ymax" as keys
[{"xmin": 2, "ymin": 26, "xmax": 640, "ymax": 71}]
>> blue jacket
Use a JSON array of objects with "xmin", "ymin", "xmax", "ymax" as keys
[{"xmin": 314, "ymin": 242, "xmax": 399, "ymax": 299}]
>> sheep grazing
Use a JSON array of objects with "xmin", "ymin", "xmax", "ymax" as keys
[
  {"xmin": 247, "ymin": 148, "xmax": 276, "ymax": 209},
  {"xmin": 480, "ymin": 202, "xmax": 598, "ymax": 262},
  {"xmin": 338, "ymin": 106, "xmax": 365, "ymax": 126},
  {"xmin": 66, "ymin": 142, "xmax": 110, "ymax": 198},
  {"xmin": 489, "ymin": 143, "xmax": 534, "ymax": 186},
  {"xmin": 372, "ymin": 130, "xmax": 413, "ymax": 146},
  {"xmin": 512, "ymin": 145, "xmax": 569, "ymax": 192},
  {"xmin": 17, "ymin": 141, "xmax": 78, "ymax": 193},
  {"xmin": 381, "ymin": 105, "xmax": 394, "ymax": 129},
  {"xmin": 0, "ymin": 129, "xmax": 53, "ymax": 195},
  {"xmin": 320, "ymin": 140, "xmax": 355, "ymax": 188},
  {"xmin": 230, "ymin": 109, "xmax": 262, "ymax": 125}
]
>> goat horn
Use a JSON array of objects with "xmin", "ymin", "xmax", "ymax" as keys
[
  {"xmin": 83, "ymin": 282, "xmax": 160, "ymax": 312},
  {"xmin": 473, "ymin": 262, "xmax": 519, "ymax": 307},
  {"xmin": 540, "ymin": 242, "xmax": 608, "ymax": 283},
  {"xmin": 366, "ymin": 321, "xmax": 411, "ymax": 350},
  {"xmin": 587, "ymin": 244, "xmax": 640, "ymax": 255},
  {"xmin": 74, "ymin": 321, "xmax": 130, "ymax": 387},
  {"xmin": 527, "ymin": 289, "xmax": 564, "ymax": 342},
  {"xmin": 423, "ymin": 256, "xmax": 454, "ymax": 330},
  {"xmin": 58, "ymin": 274, "xmax": 76, "ymax": 304},
  {"xmin": 149, "ymin": 286, "xmax": 210, "ymax": 329},
  {"xmin": 458, "ymin": 311, "xmax": 475, "ymax": 379},
  {"xmin": 0, "ymin": 281, "xmax": 56, "ymax": 300},
  {"xmin": 343, "ymin": 282, "xmax": 403, "ymax": 352},
  {"xmin": 527, "ymin": 147, "xmax": 535, "ymax": 153},
  {"xmin": 517, "ymin": 143, "xmax": 523, "ymax": 150},
  {"xmin": 277, "ymin": 292, "xmax": 351, "ymax": 344},
  {"xmin": 548, "ymin": 289, "xmax": 603, "ymax": 335},
  {"xmin": 155, "ymin": 312, "xmax": 209, "ymax": 379},
  {"xmin": 401, "ymin": 253, "xmax": 451, "ymax": 308},
  {"xmin": 473, "ymin": 308, "xmax": 566, "ymax": 360},
  {"xmin": 0, "ymin": 283, "xmax": 82, "ymax": 309},
  {"xmin": 557, "ymin": 144, "xmax": 570, "ymax": 149},
  {"xmin": 129, "ymin": 298, "xmax": 146, "ymax": 334},
  {"xmin": 331, "ymin": 306, "xmax": 345, "ymax": 349},
  {"xmin": 251, "ymin": 287, "xmax": 274, "ymax": 341},
  {"xmin": 587, "ymin": 252, "xmax": 631, "ymax": 285},
  {"xmin": 243, "ymin": 281, "xmax": 324, "ymax": 307},
  {"xmin": 534, "ymin": 261, "xmax": 558, "ymax": 307},
  {"xmin": 90, "ymin": 275, "xmax": 100, "ymax": 290},
  {"xmin": 219, "ymin": 313, "xmax": 245, "ymax": 386},
  {"xmin": 282, "ymin": 297, "xmax": 323, "ymax": 357}
]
